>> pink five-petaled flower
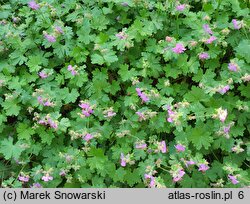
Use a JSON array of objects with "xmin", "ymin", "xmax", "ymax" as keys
[
  {"xmin": 83, "ymin": 133, "xmax": 93, "ymax": 142},
  {"xmin": 44, "ymin": 34, "xmax": 56, "ymax": 43},
  {"xmin": 175, "ymin": 144, "xmax": 185, "ymax": 152},
  {"xmin": 135, "ymin": 143, "xmax": 147, "ymax": 149},
  {"xmin": 136, "ymin": 88, "xmax": 149, "ymax": 103},
  {"xmin": 18, "ymin": 175, "xmax": 30, "ymax": 182},
  {"xmin": 38, "ymin": 71, "xmax": 48, "ymax": 79},
  {"xmin": 176, "ymin": 4, "xmax": 186, "ymax": 11},
  {"xmin": 228, "ymin": 174, "xmax": 239, "ymax": 185},
  {"xmin": 28, "ymin": 1, "xmax": 40, "ymax": 10},
  {"xmin": 172, "ymin": 43, "xmax": 186, "ymax": 54},
  {"xmin": 199, "ymin": 52, "xmax": 209, "ymax": 60},
  {"xmin": 232, "ymin": 19, "xmax": 241, "ymax": 30},
  {"xmin": 228, "ymin": 62, "xmax": 238, "ymax": 72},
  {"xmin": 218, "ymin": 85, "xmax": 230, "ymax": 95},
  {"xmin": 205, "ymin": 36, "xmax": 217, "ymax": 44},
  {"xmin": 198, "ymin": 164, "xmax": 209, "ymax": 172},
  {"xmin": 203, "ymin": 24, "xmax": 213, "ymax": 35},
  {"xmin": 160, "ymin": 141, "xmax": 167, "ymax": 153},
  {"xmin": 120, "ymin": 153, "xmax": 126, "ymax": 167},
  {"xmin": 42, "ymin": 174, "xmax": 53, "ymax": 182},
  {"xmin": 173, "ymin": 169, "xmax": 185, "ymax": 182}
]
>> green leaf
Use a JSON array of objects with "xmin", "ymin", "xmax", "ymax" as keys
[
  {"xmin": 188, "ymin": 126, "xmax": 213, "ymax": 150},
  {"xmin": 0, "ymin": 137, "xmax": 24, "ymax": 160},
  {"xmin": 37, "ymin": 128, "xmax": 55, "ymax": 145},
  {"xmin": 2, "ymin": 99, "xmax": 21, "ymax": 116},
  {"xmin": 17, "ymin": 123, "xmax": 35, "ymax": 140},
  {"xmin": 59, "ymin": 118, "xmax": 71, "ymax": 132},
  {"xmin": 91, "ymin": 53, "xmax": 104, "ymax": 65},
  {"xmin": 118, "ymin": 64, "xmax": 137, "ymax": 81},
  {"xmin": 124, "ymin": 169, "xmax": 141, "ymax": 187},
  {"xmin": 235, "ymin": 40, "xmax": 250, "ymax": 63},
  {"xmin": 184, "ymin": 86, "xmax": 209, "ymax": 102}
]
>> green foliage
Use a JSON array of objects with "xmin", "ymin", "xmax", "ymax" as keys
[{"xmin": 0, "ymin": 0, "xmax": 249, "ymax": 188}]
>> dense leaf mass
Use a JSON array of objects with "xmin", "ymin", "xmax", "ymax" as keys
[{"xmin": 0, "ymin": 0, "xmax": 249, "ymax": 188}]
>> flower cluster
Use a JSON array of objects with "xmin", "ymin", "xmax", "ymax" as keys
[
  {"xmin": 67, "ymin": 65, "xmax": 78, "ymax": 76},
  {"xmin": 79, "ymin": 101, "xmax": 94, "ymax": 117},
  {"xmin": 36, "ymin": 115, "xmax": 58, "ymax": 129},
  {"xmin": 37, "ymin": 96, "xmax": 54, "ymax": 107}
]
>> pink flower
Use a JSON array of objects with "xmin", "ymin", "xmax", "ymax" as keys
[
  {"xmin": 144, "ymin": 174, "xmax": 156, "ymax": 188},
  {"xmin": 136, "ymin": 111, "xmax": 147, "ymax": 121},
  {"xmin": 116, "ymin": 32, "xmax": 127, "ymax": 40},
  {"xmin": 44, "ymin": 34, "xmax": 56, "ymax": 43},
  {"xmin": 18, "ymin": 176, "xmax": 30, "ymax": 182},
  {"xmin": 43, "ymin": 101, "xmax": 53, "ymax": 106},
  {"xmin": 38, "ymin": 71, "xmax": 48, "ymax": 79},
  {"xmin": 176, "ymin": 4, "xmax": 185, "ymax": 11},
  {"xmin": 67, "ymin": 65, "xmax": 78, "ymax": 76},
  {"xmin": 42, "ymin": 174, "xmax": 53, "ymax": 182},
  {"xmin": 79, "ymin": 103, "xmax": 90, "ymax": 109},
  {"xmin": 175, "ymin": 144, "xmax": 185, "ymax": 152},
  {"xmin": 37, "ymin": 96, "xmax": 43, "ymax": 104},
  {"xmin": 198, "ymin": 164, "xmax": 209, "ymax": 172},
  {"xmin": 205, "ymin": 36, "xmax": 217, "ymax": 44},
  {"xmin": 135, "ymin": 143, "xmax": 147, "ymax": 149},
  {"xmin": 185, "ymin": 160, "xmax": 196, "ymax": 167},
  {"xmin": 149, "ymin": 176, "xmax": 155, "ymax": 188},
  {"xmin": 55, "ymin": 26, "xmax": 64, "ymax": 34},
  {"xmin": 120, "ymin": 153, "xmax": 126, "ymax": 167},
  {"xmin": 160, "ymin": 141, "xmax": 167, "ymax": 153},
  {"xmin": 28, "ymin": 1, "xmax": 40, "ymax": 10},
  {"xmin": 218, "ymin": 108, "xmax": 228, "ymax": 123},
  {"xmin": 203, "ymin": 24, "xmax": 213, "ymax": 35},
  {"xmin": 228, "ymin": 174, "xmax": 239, "ymax": 185},
  {"xmin": 140, "ymin": 93, "xmax": 149, "ymax": 102},
  {"xmin": 165, "ymin": 36, "xmax": 173, "ymax": 42},
  {"xmin": 136, "ymin": 88, "xmax": 149, "ymax": 103},
  {"xmin": 167, "ymin": 106, "xmax": 177, "ymax": 123},
  {"xmin": 47, "ymin": 118, "xmax": 58, "ymax": 129},
  {"xmin": 173, "ymin": 169, "xmax": 185, "ymax": 182},
  {"xmin": 83, "ymin": 133, "xmax": 93, "ymax": 142},
  {"xmin": 121, "ymin": 2, "xmax": 129, "ymax": 7},
  {"xmin": 172, "ymin": 43, "xmax": 186, "ymax": 54},
  {"xmin": 144, "ymin": 174, "xmax": 151, "ymax": 179},
  {"xmin": 218, "ymin": 85, "xmax": 230, "ymax": 95},
  {"xmin": 223, "ymin": 125, "xmax": 230, "ymax": 135},
  {"xmin": 228, "ymin": 62, "xmax": 238, "ymax": 72},
  {"xmin": 38, "ymin": 119, "xmax": 47, "ymax": 125},
  {"xmin": 232, "ymin": 19, "xmax": 241, "ymax": 30},
  {"xmin": 31, "ymin": 183, "xmax": 42, "ymax": 188},
  {"xmin": 79, "ymin": 102, "xmax": 93, "ymax": 117},
  {"xmin": 59, "ymin": 170, "xmax": 66, "ymax": 176},
  {"xmin": 199, "ymin": 52, "xmax": 209, "ymax": 60}
]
